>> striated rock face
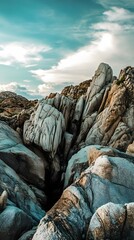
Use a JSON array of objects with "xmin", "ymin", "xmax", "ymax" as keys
[
  {"xmin": 33, "ymin": 145, "xmax": 134, "ymax": 239},
  {"xmin": 23, "ymin": 103, "xmax": 66, "ymax": 158}
]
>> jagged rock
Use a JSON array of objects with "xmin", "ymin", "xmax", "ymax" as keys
[
  {"xmin": 0, "ymin": 121, "xmax": 45, "ymax": 189},
  {"xmin": 82, "ymin": 63, "xmax": 113, "ymax": 119},
  {"xmin": 75, "ymin": 64, "xmax": 134, "ymax": 153},
  {"xmin": 0, "ymin": 63, "xmax": 134, "ymax": 239},
  {"xmin": 0, "ymin": 91, "xmax": 37, "ymax": 131},
  {"xmin": 33, "ymin": 146, "xmax": 134, "ymax": 239},
  {"xmin": 23, "ymin": 103, "xmax": 65, "ymax": 158},
  {"xmin": 61, "ymin": 80, "xmax": 91, "ymax": 99}
]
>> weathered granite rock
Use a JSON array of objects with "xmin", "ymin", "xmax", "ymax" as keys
[
  {"xmin": 75, "ymin": 64, "xmax": 134, "ymax": 152},
  {"xmin": 23, "ymin": 103, "xmax": 65, "ymax": 158},
  {"xmin": 0, "ymin": 121, "xmax": 45, "ymax": 189},
  {"xmin": 61, "ymin": 80, "xmax": 91, "ymax": 100},
  {"xmin": 86, "ymin": 202, "xmax": 134, "ymax": 240},
  {"xmin": 33, "ymin": 146, "xmax": 134, "ymax": 239},
  {"xmin": 82, "ymin": 63, "xmax": 113, "ymax": 120},
  {"xmin": 0, "ymin": 63, "xmax": 134, "ymax": 239},
  {"xmin": 23, "ymin": 64, "xmax": 134, "ymax": 164},
  {"xmin": 0, "ymin": 91, "xmax": 37, "ymax": 131}
]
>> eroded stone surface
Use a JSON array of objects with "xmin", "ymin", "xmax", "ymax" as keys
[
  {"xmin": 33, "ymin": 146, "xmax": 134, "ymax": 239},
  {"xmin": 23, "ymin": 103, "xmax": 65, "ymax": 158}
]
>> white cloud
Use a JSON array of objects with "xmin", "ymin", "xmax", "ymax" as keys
[
  {"xmin": 30, "ymin": 32, "xmax": 115, "ymax": 89},
  {"xmin": 0, "ymin": 82, "xmax": 42, "ymax": 99},
  {"xmin": 0, "ymin": 42, "xmax": 51, "ymax": 66},
  {"xmin": 103, "ymin": 7, "xmax": 134, "ymax": 22},
  {"xmin": 29, "ymin": 6, "xmax": 134, "ymax": 96},
  {"xmin": 0, "ymin": 82, "xmax": 18, "ymax": 92},
  {"xmin": 38, "ymin": 83, "xmax": 54, "ymax": 96}
]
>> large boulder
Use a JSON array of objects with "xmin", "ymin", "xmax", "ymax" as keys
[
  {"xmin": 33, "ymin": 146, "xmax": 134, "ymax": 239},
  {"xmin": 0, "ymin": 121, "xmax": 45, "ymax": 189},
  {"xmin": 23, "ymin": 103, "xmax": 65, "ymax": 158},
  {"xmin": 86, "ymin": 202, "xmax": 134, "ymax": 240}
]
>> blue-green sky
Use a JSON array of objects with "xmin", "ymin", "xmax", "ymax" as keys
[{"xmin": 0, "ymin": 0, "xmax": 134, "ymax": 98}]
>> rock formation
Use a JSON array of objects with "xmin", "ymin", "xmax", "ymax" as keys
[
  {"xmin": 0, "ymin": 63, "xmax": 134, "ymax": 239},
  {"xmin": 61, "ymin": 79, "xmax": 91, "ymax": 99},
  {"xmin": 33, "ymin": 145, "xmax": 134, "ymax": 239},
  {"xmin": 0, "ymin": 91, "xmax": 37, "ymax": 133}
]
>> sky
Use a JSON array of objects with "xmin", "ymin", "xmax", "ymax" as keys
[{"xmin": 0, "ymin": 0, "xmax": 134, "ymax": 99}]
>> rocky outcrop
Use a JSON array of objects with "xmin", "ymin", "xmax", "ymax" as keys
[
  {"xmin": 23, "ymin": 64, "xmax": 134, "ymax": 165},
  {"xmin": 61, "ymin": 80, "xmax": 91, "ymax": 99},
  {"xmin": 0, "ymin": 91, "xmax": 37, "ymax": 133},
  {"xmin": 0, "ymin": 63, "xmax": 134, "ymax": 239},
  {"xmin": 33, "ymin": 145, "xmax": 134, "ymax": 239}
]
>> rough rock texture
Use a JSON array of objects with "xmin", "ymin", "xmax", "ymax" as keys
[
  {"xmin": 0, "ymin": 91, "xmax": 37, "ymax": 133},
  {"xmin": 86, "ymin": 202, "xmax": 134, "ymax": 240},
  {"xmin": 33, "ymin": 145, "xmax": 134, "ymax": 239},
  {"xmin": 23, "ymin": 103, "xmax": 65, "ymax": 157},
  {"xmin": 61, "ymin": 79, "xmax": 91, "ymax": 99},
  {"xmin": 23, "ymin": 64, "xmax": 134, "ymax": 166},
  {"xmin": 0, "ymin": 63, "xmax": 134, "ymax": 239}
]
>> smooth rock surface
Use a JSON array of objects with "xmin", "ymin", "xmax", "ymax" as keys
[
  {"xmin": 0, "ymin": 206, "xmax": 33, "ymax": 240},
  {"xmin": 0, "ymin": 121, "xmax": 45, "ymax": 189}
]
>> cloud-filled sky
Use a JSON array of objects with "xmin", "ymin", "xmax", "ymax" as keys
[{"xmin": 0, "ymin": 0, "xmax": 134, "ymax": 99}]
